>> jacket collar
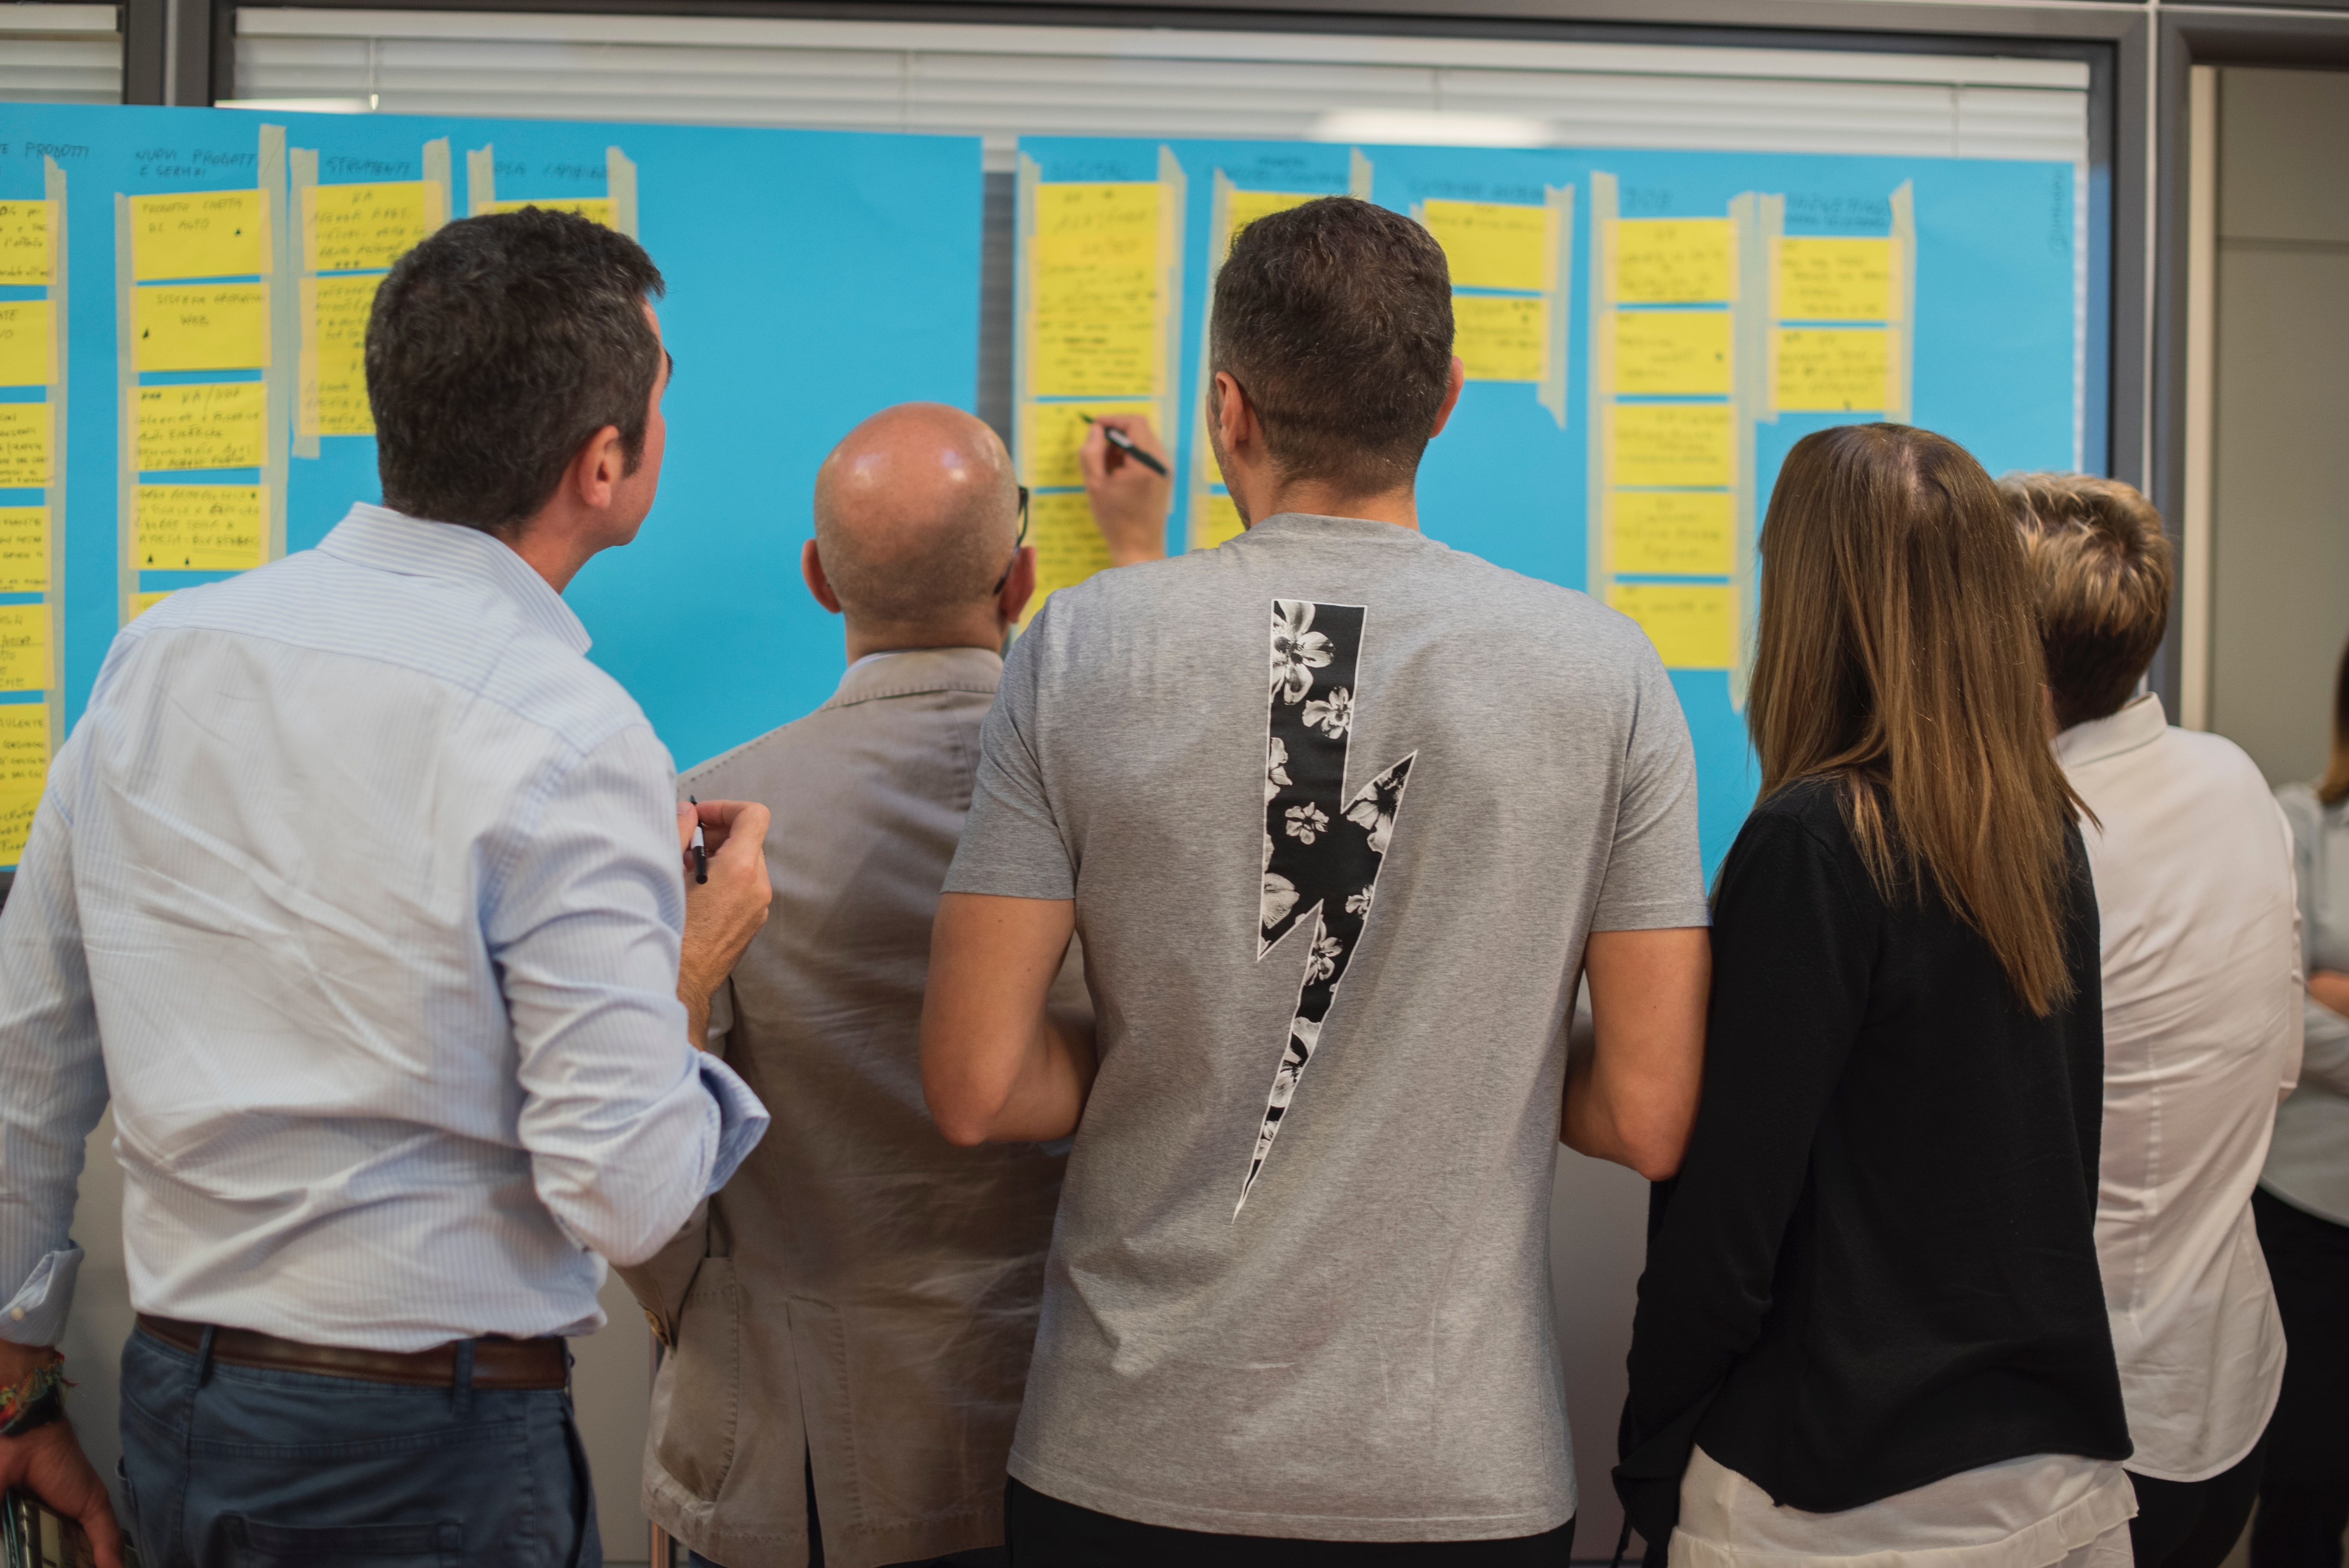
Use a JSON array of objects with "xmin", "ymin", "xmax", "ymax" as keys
[
  {"xmin": 821, "ymin": 646, "xmax": 1004, "ymax": 712},
  {"xmin": 2054, "ymin": 690, "xmax": 2167, "ymax": 770},
  {"xmin": 319, "ymin": 503, "xmax": 591, "ymax": 656}
]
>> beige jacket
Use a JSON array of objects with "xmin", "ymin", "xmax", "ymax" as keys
[{"xmin": 620, "ymin": 648, "xmax": 1072, "ymax": 1568}]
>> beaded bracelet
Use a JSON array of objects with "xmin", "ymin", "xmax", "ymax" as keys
[{"xmin": 0, "ymin": 1355, "xmax": 68, "ymax": 1438}]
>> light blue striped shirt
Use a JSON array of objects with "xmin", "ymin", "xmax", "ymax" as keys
[{"xmin": 0, "ymin": 504, "xmax": 766, "ymax": 1352}]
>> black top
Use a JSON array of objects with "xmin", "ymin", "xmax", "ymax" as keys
[{"xmin": 1614, "ymin": 778, "xmax": 2129, "ymax": 1554}]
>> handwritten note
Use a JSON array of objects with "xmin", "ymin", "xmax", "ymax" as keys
[
  {"xmin": 303, "ymin": 274, "xmax": 380, "ymax": 437},
  {"xmin": 1610, "ymin": 582, "xmax": 1733, "ymax": 670},
  {"xmin": 1021, "ymin": 400, "xmax": 1157, "ymax": 489},
  {"xmin": 0, "ymin": 508, "xmax": 48, "ymax": 594},
  {"xmin": 1030, "ymin": 183, "xmax": 1160, "ymax": 399},
  {"xmin": 1227, "ymin": 190, "xmax": 1319, "ymax": 251},
  {"xmin": 1775, "ymin": 237, "xmax": 1892, "ymax": 321},
  {"xmin": 138, "ymin": 383, "xmax": 266, "ymax": 472},
  {"xmin": 488, "ymin": 197, "xmax": 612, "ymax": 228},
  {"xmin": 305, "ymin": 181, "xmax": 442, "ymax": 272},
  {"xmin": 1612, "ymin": 491, "xmax": 1733, "ymax": 577},
  {"xmin": 131, "ymin": 190, "xmax": 267, "ymax": 281},
  {"xmin": 135, "ymin": 284, "xmax": 270, "ymax": 372},
  {"xmin": 0, "ymin": 202, "xmax": 53, "ymax": 286},
  {"xmin": 131, "ymin": 591, "xmax": 174, "ymax": 620},
  {"xmin": 1454, "ymin": 295, "xmax": 1547, "ymax": 383},
  {"xmin": 0, "ymin": 302, "xmax": 53, "ymax": 388},
  {"xmin": 0, "ymin": 404, "xmax": 51, "ymax": 488},
  {"xmin": 1196, "ymin": 493, "xmax": 1245, "ymax": 550},
  {"xmin": 0, "ymin": 605, "xmax": 48, "ymax": 692},
  {"xmin": 1612, "ymin": 403, "xmax": 1732, "ymax": 489},
  {"xmin": 1613, "ymin": 310, "xmax": 1730, "ymax": 397},
  {"xmin": 0, "ymin": 703, "xmax": 48, "ymax": 866},
  {"xmin": 1423, "ymin": 200, "xmax": 1555, "ymax": 293},
  {"xmin": 1775, "ymin": 328, "xmax": 1889, "ymax": 412},
  {"xmin": 139, "ymin": 486, "xmax": 265, "ymax": 571},
  {"xmin": 1614, "ymin": 219, "xmax": 1734, "ymax": 305},
  {"xmin": 1023, "ymin": 492, "xmax": 1113, "ymax": 621}
]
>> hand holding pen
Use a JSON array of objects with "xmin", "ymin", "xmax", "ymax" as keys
[{"xmin": 1077, "ymin": 413, "xmax": 1173, "ymax": 567}]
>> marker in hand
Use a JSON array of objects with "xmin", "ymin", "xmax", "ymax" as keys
[
  {"xmin": 688, "ymin": 795, "xmax": 708, "ymax": 885},
  {"xmin": 1083, "ymin": 413, "xmax": 1169, "ymax": 477}
]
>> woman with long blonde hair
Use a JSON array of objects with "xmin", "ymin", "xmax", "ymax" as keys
[{"xmin": 1614, "ymin": 424, "xmax": 2133, "ymax": 1568}]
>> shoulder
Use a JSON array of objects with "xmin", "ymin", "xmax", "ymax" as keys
[
  {"xmin": 2161, "ymin": 724, "xmax": 2275, "ymax": 797},
  {"xmin": 680, "ymin": 707, "xmax": 826, "ymax": 801}
]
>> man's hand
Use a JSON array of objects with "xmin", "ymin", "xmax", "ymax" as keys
[
  {"xmin": 677, "ymin": 799, "xmax": 773, "ymax": 1045},
  {"xmin": 0, "ymin": 1345, "xmax": 124, "ymax": 1568},
  {"xmin": 1563, "ymin": 927, "xmax": 1709, "ymax": 1181},
  {"xmin": 2312, "ymin": 969, "xmax": 2349, "ymax": 1020},
  {"xmin": 921, "ymin": 893, "xmax": 1095, "ymax": 1145},
  {"xmin": 1078, "ymin": 415, "xmax": 1172, "ymax": 567}
]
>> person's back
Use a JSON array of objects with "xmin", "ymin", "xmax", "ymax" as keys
[{"xmin": 924, "ymin": 196, "xmax": 1711, "ymax": 1562}]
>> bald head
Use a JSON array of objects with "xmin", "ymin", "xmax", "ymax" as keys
[{"xmin": 811, "ymin": 403, "xmax": 1018, "ymax": 629}]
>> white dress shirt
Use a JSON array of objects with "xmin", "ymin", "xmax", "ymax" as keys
[
  {"xmin": 0, "ymin": 504, "xmax": 765, "ymax": 1352},
  {"xmin": 2057, "ymin": 692, "xmax": 2303, "ymax": 1482},
  {"xmin": 2264, "ymin": 781, "xmax": 2349, "ymax": 1227}
]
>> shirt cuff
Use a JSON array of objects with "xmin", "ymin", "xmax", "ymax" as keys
[
  {"xmin": 696, "ymin": 1053, "xmax": 769, "ymax": 1196},
  {"xmin": 0, "ymin": 1244, "xmax": 82, "ymax": 1347}
]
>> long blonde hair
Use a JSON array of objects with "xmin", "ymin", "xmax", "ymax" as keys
[{"xmin": 1747, "ymin": 424, "xmax": 2085, "ymax": 1016}]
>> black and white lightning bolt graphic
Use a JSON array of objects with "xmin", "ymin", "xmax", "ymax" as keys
[{"xmin": 1243, "ymin": 599, "xmax": 1415, "ymax": 1216}]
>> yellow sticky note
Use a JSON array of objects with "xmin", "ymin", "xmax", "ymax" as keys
[
  {"xmin": 0, "ymin": 508, "xmax": 48, "ymax": 594},
  {"xmin": 1030, "ymin": 184, "xmax": 1161, "ymax": 399},
  {"xmin": 1020, "ymin": 400, "xmax": 1157, "ymax": 490},
  {"xmin": 305, "ymin": 182, "xmax": 444, "ymax": 272},
  {"xmin": 1022, "ymin": 491, "xmax": 1113, "ymax": 620},
  {"xmin": 0, "ymin": 202, "xmax": 54, "ymax": 286},
  {"xmin": 1424, "ymin": 200, "xmax": 1556, "ymax": 293},
  {"xmin": 0, "ymin": 703, "xmax": 48, "ymax": 865},
  {"xmin": 487, "ymin": 197, "xmax": 612, "ymax": 228},
  {"xmin": 0, "ymin": 605, "xmax": 48, "ymax": 691},
  {"xmin": 1615, "ymin": 219, "xmax": 1734, "ymax": 305},
  {"xmin": 131, "ymin": 190, "xmax": 267, "ymax": 281},
  {"xmin": 1036, "ymin": 182, "xmax": 1160, "ymax": 240},
  {"xmin": 1612, "ymin": 403, "xmax": 1732, "ymax": 489},
  {"xmin": 130, "ymin": 590, "xmax": 175, "ymax": 620},
  {"xmin": 1775, "ymin": 328, "xmax": 1890, "ymax": 413},
  {"xmin": 1226, "ymin": 190, "xmax": 1319, "ymax": 251},
  {"xmin": 0, "ymin": 404, "xmax": 51, "ymax": 488},
  {"xmin": 138, "ymin": 486, "xmax": 265, "ymax": 571},
  {"xmin": 1611, "ymin": 582, "xmax": 1733, "ymax": 670},
  {"xmin": 0, "ymin": 302, "xmax": 53, "ymax": 388},
  {"xmin": 1454, "ymin": 295, "xmax": 1547, "ymax": 383},
  {"xmin": 135, "ymin": 284, "xmax": 269, "ymax": 372},
  {"xmin": 137, "ymin": 383, "xmax": 266, "ymax": 473},
  {"xmin": 302, "ymin": 274, "xmax": 380, "ymax": 438},
  {"xmin": 1613, "ymin": 311, "xmax": 1730, "ymax": 397},
  {"xmin": 1775, "ymin": 237, "xmax": 1892, "ymax": 321},
  {"xmin": 1194, "ymin": 492, "xmax": 1245, "ymax": 551},
  {"xmin": 1612, "ymin": 492, "xmax": 1734, "ymax": 577}
]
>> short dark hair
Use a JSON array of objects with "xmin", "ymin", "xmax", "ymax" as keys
[
  {"xmin": 1209, "ymin": 197, "xmax": 1454, "ymax": 497},
  {"xmin": 369, "ymin": 208, "xmax": 667, "ymax": 532},
  {"xmin": 2001, "ymin": 472, "xmax": 2173, "ymax": 729}
]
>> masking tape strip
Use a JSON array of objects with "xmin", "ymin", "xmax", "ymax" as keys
[
  {"xmin": 422, "ymin": 138, "xmax": 453, "ymax": 236},
  {"xmin": 1188, "ymin": 167, "xmax": 1234, "ymax": 552},
  {"xmin": 113, "ymin": 191, "xmax": 137, "ymax": 628},
  {"xmin": 1155, "ymin": 143, "xmax": 1185, "ymax": 557},
  {"xmin": 466, "ymin": 145, "xmax": 496, "ymax": 217},
  {"xmin": 288, "ymin": 144, "xmax": 320, "ymax": 460},
  {"xmin": 1887, "ymin": 179, "xmax": 1916, "ymax": 426},
  {"xmin": 1537, "ymin": 183, "xmax": 1575, "ymax": 431},
  {"xmin": 41, "ymin": 157, "xmax": 66, "ymax": 749},
  {"xmin": 1728, "ymin": 189, "xmax": 1777, "ymax": 712},
  {"xmin": 608, "ymin": 147, "xmax": 639, "ymax": 241},
  {"xmin": 1585, "ymin": 171, "xmax": 1618, "ymax": 607},
  {"xmin": 260, "ymin": 124, "xmax": 293, "ymax": 552},
  {"xmin": 1348, "ymin": 148, "xmax": 1373, "ymax": 203}
]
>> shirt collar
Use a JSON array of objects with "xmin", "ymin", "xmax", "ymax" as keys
[
  {"xmin": 318, "ymin": 503, "xmax": 592, "ymax": 656},
  {"xmin": 2054, "ymin": 690, "xmax": 2167, "ymax": 770},
  {"xmin": 823, "ymin": 645, "xmax": 1004, "ymax": 711},
  {"xmin": 1242, "ymin": 512, "xmax": 1438, "ymax": 546}
]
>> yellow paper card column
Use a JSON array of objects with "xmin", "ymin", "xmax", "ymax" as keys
[
  {"xmin": 1612, "ymin": 404, "xmax": 1732, "ymax": 489},
  {"xmin": 0, "ymin": 202, "xmax": 54, "ymax": 286},
  {"xmin": 1775, "ymin": 328, "xmax": 1890, "ymax": 412},
  {"xmin": 137, "ymin": 383, "xmax": 267, "ymax": 472},
  {"xmin": 1020, "ymin": 400, "xmax": 1157, "ymax": 489},
  {"xmin": 0, "ymin": 605, "xmax": 48, "ymax": 691},
  {"xmin": 304, "ymin": 182, "xmax": 444, "ymax": 272},
  {"xmin": 1615, "ymin": 219, "xmax": 1734, "ymax": 304},
  {"xmin": 1774, "ymin": 238, "xmax": 1892, "ymax": 321},
  {"xmin": 1226, "ymin": 190, "xmax": 1317, "ymax": 250},
  {"xmin": 138, "ymin": 486, "xmax": 266, "ymax": 570},
  {"xmin": 1423, "ymin": 201, "xmax": 1555, "ymax": 293},
  {"xmin": 131, "ymin": 191, "xmax": 267, "ymax": 281},
  {"xmin": 0, "ymin": 508, "xmax": 48, "ymax": 594},
  {"xmin": 304, "ymin": 275, "xmax": 381, "ymax": 437},
  {"xmin": 1612, "ymin": 492, "xmax": 1734, "ymax": 577},
  {"xmin": 1029, "ymin": 183, "xmax": 1160, "ymax": 399},
  {"xmin": 0, "ymin": 405, "xmax": 51, "ymax": 487},
  {"xmin": 135, "ymin": 284, "xmax": 270, "ymax": 372},
  {"xmin": 1454, "ymin": 295, "xmax": 1547, "ymax": 383},
  {"xmin": 0, "ymin": 302, "xmax": 54, "ymax": 387},
  {"xmin": 0, "ymin": 703, "xmax": 48, "ymax": 865},
  {"xmin": 1612, "ymin": 311, "xmax": 1730, "ymax": 396},
  {"xmin": 1022, "ymin": 492, "xmax": 1112, "ymax": 619},
  {"xmin": 1610, "ymin": 583, "xmax": 1733, "ymax": 670}
]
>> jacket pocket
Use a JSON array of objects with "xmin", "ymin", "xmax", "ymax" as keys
[{"xmin": 653, "ymin": 1255, "xmax": 742, "ymax": 1501}]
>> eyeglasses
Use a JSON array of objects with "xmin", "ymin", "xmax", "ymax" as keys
[{"xmin": 992, "ymin": 485, "xmax": 1031, "ymax": 596}]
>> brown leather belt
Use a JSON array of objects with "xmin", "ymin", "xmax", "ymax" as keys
[{"xmin": 136, "ymin": 1315, "xmax": 568, "ymax": 1390}]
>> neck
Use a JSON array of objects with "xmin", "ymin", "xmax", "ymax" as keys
[
  {"xmin": 843, "ymin": 611, "xmax": 1006, "ymax": 665},
  {"xmin": 1240, "ymin": 472, "xmax": 1420, "ymax": 533},
  {"xmin": 504, "ymin": 520, "xmax": 596, "ymax": 594}
]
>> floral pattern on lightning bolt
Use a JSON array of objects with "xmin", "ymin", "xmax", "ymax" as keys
[{"xmin": 1242, "ymin": 599, "xmax": 1416, "ymax": 1215}]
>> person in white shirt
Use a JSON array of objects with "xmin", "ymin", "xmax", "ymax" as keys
[
  {"xmin": 0, "ymin": 207, "xmax": 775, "ymax": 1567},
  {"xmin": 2007, "ymin": 472, "xmax": 2304, "ymax": 1568}
]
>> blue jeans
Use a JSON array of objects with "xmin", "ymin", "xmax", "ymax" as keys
[{"xmin": 118, "ymin": 1324, "xmax": 599, "ymax": 1568}]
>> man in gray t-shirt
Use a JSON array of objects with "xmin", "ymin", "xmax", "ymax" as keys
[{"xmin": 922, "ymin": 197, "xmax": 1711, "ymax": 1562}]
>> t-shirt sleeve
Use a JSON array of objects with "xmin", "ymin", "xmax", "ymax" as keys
[
  {"xmin": 1590, "ymin": 642, "xmax": 1709, "ymax": 931},
  {"xmin": 944, "ymin": 620, "xmax": 1076, "ymax": 901}
]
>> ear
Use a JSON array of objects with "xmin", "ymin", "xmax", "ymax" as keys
[
  {"xmin": 1213, "ymin": 371, "xmax": 1252, "ymax": 453},
  {"xmin": 568, "ymin": 424, "xmax": 628, "ymax": 510},
  {"xmin": 802, "ymin": 537, "xmax": 845, "ymax": 615},
  {"xmin": 996, "ymin": 545, "xmax": 1037, "ymax": 628},
  {"xmin": 1427, "ymin": 356, "xmax": 1467, "ymax": 440}
]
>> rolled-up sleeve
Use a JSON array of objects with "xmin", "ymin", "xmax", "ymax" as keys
[{"xmin": 488, "ymin": 722, "xmax": 768, "ymax": 1269}]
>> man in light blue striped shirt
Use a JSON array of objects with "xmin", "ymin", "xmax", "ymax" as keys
[{"xmin": 0, "ymin": 208, "xmax": 772, "ymax": 1567}]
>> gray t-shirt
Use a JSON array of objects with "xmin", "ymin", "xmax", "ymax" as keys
[{"xmin": 946, "ymin": 511, "xmax": 1708, "ymax": 1542}]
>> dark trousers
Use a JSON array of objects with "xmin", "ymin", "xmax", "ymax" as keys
[
  {"xmin": 2130, "ymin": 1430, "xmax": 2269, "ymax": 1568},
  {"xmin": 118, "ymin": 1323, "xmax": 598, "ymax": 1568},
  {"xmin": 684, "ymin": 1459, "xmax": 1007, "ymax": 1568},
  {"xmin": 1003, "ymin": 1478, "xmax": 1576, "ymax": 1566},
  {"xmin": 2252, "ymin": 1188, "xmax": 2349, "ymax": 1568}
]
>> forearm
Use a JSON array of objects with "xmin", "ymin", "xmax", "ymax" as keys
[{"xmin": 935, "ymin": 1007, "xmax": 1095, "ymax": 1145}]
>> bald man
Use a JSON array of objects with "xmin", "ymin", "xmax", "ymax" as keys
[{"xmin": 620, "ymin": 403, "xmax": 1169, "ymax": 1568}]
